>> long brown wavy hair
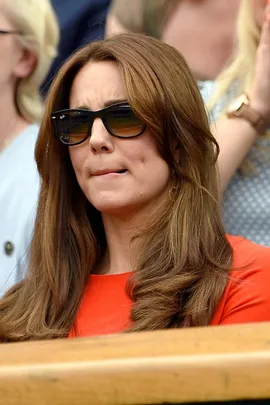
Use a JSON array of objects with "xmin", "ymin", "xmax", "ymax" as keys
[{"xmin": 0, "ymin": 33, "xmax": 232, "ymax": 342}]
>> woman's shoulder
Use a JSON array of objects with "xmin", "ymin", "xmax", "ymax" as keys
[
  {"xmin": 212, "ymin": 235, "xmax": 270, "ymax": 325},
  {"xmin": 17, "ymin": 124, "xmax": 40, "ymax": 154},
  {"xmin": 23, "ymin": 123, "xmax": 39, "ymax": 138},
  {"xmin": 227, "ymin": 234, "xmax": 270, "ymax": 269},
  {"xmin": 198, "ymin": 80, "xmax": 216, "ymax": 102}
]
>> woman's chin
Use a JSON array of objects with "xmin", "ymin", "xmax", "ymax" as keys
[{"xmin": 91, "ymin": 198, "xmax": 136, "ymax": 217}]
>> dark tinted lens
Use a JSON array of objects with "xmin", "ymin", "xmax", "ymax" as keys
[
  {"xmin": 53, "ymin": 111, "xmax": 89, "ymax": 145},
  {"xmin": 106, "ymin": 106, "xmax": 144, "ymax": 137}
]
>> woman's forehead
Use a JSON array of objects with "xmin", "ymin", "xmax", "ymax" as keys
[
  {"xmin": 0, "ymin": 3, "xmax": 14, "ymax": 29},
  {"xmin": 69, "ymin": 61, "xmax": 127, "ymax": 110}
]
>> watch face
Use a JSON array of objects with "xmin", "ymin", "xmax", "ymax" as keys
[{"xmin": 227, "ymin": 94, "xmax": 249, "ymax": 114}]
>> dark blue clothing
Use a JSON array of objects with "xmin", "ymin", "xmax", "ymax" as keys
[{"xmin": 43, "ymin": 0, "xmax": 110, "ymax": 92}]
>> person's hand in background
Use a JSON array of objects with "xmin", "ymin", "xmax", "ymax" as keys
[{"xmin": 250, "ymin": 2, "xmax": 270, "ymax": 119}]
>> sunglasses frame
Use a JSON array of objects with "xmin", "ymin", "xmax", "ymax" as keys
[{"xmin": 51, "ymin": 102, "xmax": 147, "ymax": 146}]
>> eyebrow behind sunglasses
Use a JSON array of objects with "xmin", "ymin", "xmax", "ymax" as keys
[{"xmin": 74, "ymin": 99, "xmax": 129, "ymax": 110}]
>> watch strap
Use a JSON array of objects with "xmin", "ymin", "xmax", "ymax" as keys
[
  {"xmin": 227, "ymin": 95, "xmax": 269, "ymax": 135},
  {"xmin": 236, "ymin": 104, "xmax": 268, "ymax": 135}
]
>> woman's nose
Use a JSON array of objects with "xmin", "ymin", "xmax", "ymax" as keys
[{"xmin": 89, "ymin": 118, "xmax": 114, "ymax": 154}]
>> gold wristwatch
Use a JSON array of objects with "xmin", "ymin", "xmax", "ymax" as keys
[{"xmin": 227, "ymin": 94, "xmax": 269, "ymax": 135}]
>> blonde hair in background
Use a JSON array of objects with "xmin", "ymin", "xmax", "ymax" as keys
[
  {"xmin": 5, "ymin": 0, "xmax": 60, "ymax": 123},
  {"xmin": 207, "ymin": 0, "xmax": 265, "ymax": 174},
  {"xmin": 207, "ymin": 0, "xmax": 260, "ymax": 112}
]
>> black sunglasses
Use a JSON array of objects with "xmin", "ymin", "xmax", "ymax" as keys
[{"xmin": 51, "ymin": 102, "xmax": 147, "ymax": 146}]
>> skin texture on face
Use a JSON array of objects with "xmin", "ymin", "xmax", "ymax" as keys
[
  {"xmin": 0, "ymin": 1, "xmax": 36, "ymax": 140},
  {"xmin": 69, "ymin": 61, "xmax": 170, "ymax": 219},
  {"xmin": 252, "ymin": 0, "xmax": 267, "ymax": 28},
  {"xmin": 0, "ymin": 5, "xmax": 22, "ymax": 96},
  {"xmin": 0, "ymin": 3, "xmax": 38, "ymax": 144},
  {"xmin": 0, "ymin": 0, "xmax": 37, "ymax": 93}
]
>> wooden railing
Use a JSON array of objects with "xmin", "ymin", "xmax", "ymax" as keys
[{"xmin": 0, "ymin": 322, "xmax": 270, "ymax": 405}]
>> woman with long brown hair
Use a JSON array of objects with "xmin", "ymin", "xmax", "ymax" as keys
[{"xmin": 0, "ymin": 33, "xmax": 269, "ymax": 342}]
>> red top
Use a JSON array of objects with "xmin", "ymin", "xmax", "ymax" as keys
[{"xmin": 69, "ymin": 236, "xmax": 270, "ymax": 338}]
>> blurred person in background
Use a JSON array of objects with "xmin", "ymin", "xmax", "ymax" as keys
[
  {"xmin": 105, "ymin": 0, "xmax": 240, "ymax": 81},
  {"xmin": 44, "ymin": 0, "xmax": 110, "ymax": 89},
  {"xmin": 0, "ymin": 0, "xmax": 59, "ymax": 296},
  {"xmin": 201, "ymin": 0, "xmax": 270, "ymax": 246}
]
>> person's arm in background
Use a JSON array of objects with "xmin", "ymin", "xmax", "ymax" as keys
[
  {"xmin": 212, "ymin": 5, "xmax": 270, "ymax": 191},
  {"xmin": 213, "ymin": 112, "xmax": 259, "ymax": 191},
  {"xmin": 105, "ymin": 0, "xmax": 143, "ymax": 38}
]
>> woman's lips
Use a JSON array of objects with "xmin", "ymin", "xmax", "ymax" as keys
[{"xmin": 92, "ymin": 169, "xmax": 128, "ymax": 178}]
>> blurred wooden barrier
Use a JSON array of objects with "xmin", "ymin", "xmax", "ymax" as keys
[{"xmin": 0, "ymin": 323, "xmax": 270, "ymax": 405}]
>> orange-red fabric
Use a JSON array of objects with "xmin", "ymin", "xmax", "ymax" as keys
[{"xmin": 69, "ymin": 236, "xmax": 270, "ymax": 338}]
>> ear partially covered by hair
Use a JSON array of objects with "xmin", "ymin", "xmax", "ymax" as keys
[{"xmin": 14, "ymin": 48, "xmax": 37, "ymax": 79}]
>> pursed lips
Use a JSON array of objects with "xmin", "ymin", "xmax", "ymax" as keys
[{"xmin": 91, "ymin": 168, "xmax": 128, "ymax": 177}]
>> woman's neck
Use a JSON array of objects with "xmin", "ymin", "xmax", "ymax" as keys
[
  {"xmin": 98, "ymin": 212, "xmax": 146, "ymax": 275},
  {"xmin": 0, "ymin": 89, "xmax": 29, "ymax": 146},
  {"xmin": 98, "ymin": 189, "xmax": 169, "ymax": 275}
]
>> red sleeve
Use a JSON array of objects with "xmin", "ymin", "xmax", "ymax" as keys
[{"xmin": 214, "ymin": 239, "xmax": 270, "ymax": 325}]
